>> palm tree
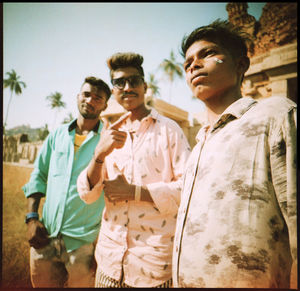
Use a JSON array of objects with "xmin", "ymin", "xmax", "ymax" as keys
[
  {"xmin": 146, "ymin": 73, "xmax": 160, "ymax": 97},
  {"xmin": 46, "ymin": 92, "xmax": 66, "ymax": 129},
  {"xmin": 3, "ymin": 69, "xmax": 27, "ymax": 128},
  {"xmin": 159, "ymin": 50, "xmax": 183, "ymax": 103}
]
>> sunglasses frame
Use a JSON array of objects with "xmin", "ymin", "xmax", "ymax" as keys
[{"xmin": 111, "ymin": 75, "xmax": 144, "ymax": 89}]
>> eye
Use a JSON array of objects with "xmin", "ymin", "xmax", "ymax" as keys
[
  {"xmin": 204, "ymin": 49, "xmax": 217, "ymax": 57},
  {"xmin": 184, "ymin": 62, "xmax": 191, "ymax": 72}
]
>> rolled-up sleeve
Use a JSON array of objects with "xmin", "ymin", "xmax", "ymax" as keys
[
  {"xmin": 147, "ymin": 178, "xmax": 184, "ymax": 215},
  {"xmin": 77, "ymin": 166, "xmax": 104, "ymax": 204},
  {"xmin": 147, "ymin": 122, "xmax": 190, "ymax": 215}
]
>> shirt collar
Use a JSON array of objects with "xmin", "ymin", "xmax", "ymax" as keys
[
  {"xmin": 196, "ymin": 97, "xmax": 257, "ymax": 141},
  {"xmin": 68, "ymin": 119, "xmax": 101, "ymax": 134}
]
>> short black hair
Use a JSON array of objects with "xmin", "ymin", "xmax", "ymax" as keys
[
  {"xmin": 181, "ymin": 19, "xmax": 251, "ymax": 62},
  {"xmin": 107, "ymin": 52, "xmax": 145, "ymax": 79},
  {"xmin": 83, "ymin": 76, "xmax": 111, "ymax": 100}
]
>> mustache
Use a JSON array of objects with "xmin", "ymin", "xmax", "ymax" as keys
[
  {"xmin": 82, "ymin": 103, "xmax": 94, "ymax": 111},
  {"xmin": 122, "ymin": 92, "xmax": 138, "ymax": 97}
]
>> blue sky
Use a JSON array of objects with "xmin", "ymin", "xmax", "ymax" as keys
[{"xmin": 3, "ymin": 2, "xmax": 266, "ymax": 131}]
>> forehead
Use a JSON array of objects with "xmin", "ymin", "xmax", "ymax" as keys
[
  {"xmin": 185, "ymin": 39, "xmax": 223, "ymax": 59},
  {"xmin": 112, "ymin": 67, "xmax": 140, "ymax": 79},
  {"xmin": 81, "ymin": 82, "xmax": 103, "ymax": 95}
]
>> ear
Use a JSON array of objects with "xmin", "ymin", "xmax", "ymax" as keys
[
  {"xmin": 236, "ymin": 56, "xmax": 250, "ymax": 83},
  {"xmin": 237, "ymin": 56, "xmax": 250, "ymax": 75},
  {"xmin": 144, "ymin": 82, "xmax": 147, "ymax": 93}
]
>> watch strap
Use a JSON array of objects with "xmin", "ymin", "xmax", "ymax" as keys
[{"xmin": 25, "ymin": 212, "xmax": 39, "ymax": 224}]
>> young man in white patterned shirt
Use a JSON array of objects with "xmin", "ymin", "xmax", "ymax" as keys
[{"xmin": 172, "ymin": 19, "xmax": 297, "ymax": 289}]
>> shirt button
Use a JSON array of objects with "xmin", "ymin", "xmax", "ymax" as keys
[{"xmin": 176, "ymin": 246, "xmax": 178, "ymax": 252}]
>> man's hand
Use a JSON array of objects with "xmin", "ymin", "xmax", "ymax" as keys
[
  {"xmin": 27, "ymin": 219, "xmax": 50, "ymax": 249},
  {"xmin": 94, "ymin": 112, "xmax": 131, "ymax": 161},
  {"xmin": 103, "ymin": 174, "xmax": 135, "ymax": 203}
]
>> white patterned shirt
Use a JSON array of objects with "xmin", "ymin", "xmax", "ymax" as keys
[{"xmin": 173, "ymin": 96, "xmax": 297, "ymax": 288}]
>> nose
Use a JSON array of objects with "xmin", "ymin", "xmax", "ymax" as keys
[
  {"xmin": 123, "ymin": 80, "xmax": 133, "ymax": 91},
  {"xmin": 190, "ymin": 58, "xmax": 203, "ymax": 73},
  {"xmin": 85, "ymin": 96, "xmax": 95, "ymax": 106}
]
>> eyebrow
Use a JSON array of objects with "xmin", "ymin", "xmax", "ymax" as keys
[{"xmin": 185, "ymin": 44, "xmax": 220, "ymax": 64}]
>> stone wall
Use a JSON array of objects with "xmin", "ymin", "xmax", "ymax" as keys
[{"xmin": 3, "ymin": 134, "xmax": 43, "ymax": 165}]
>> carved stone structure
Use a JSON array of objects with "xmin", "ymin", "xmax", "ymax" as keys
[{"xmin": 225, "ymin": 2, "xmax": 297, "ymax": 103}]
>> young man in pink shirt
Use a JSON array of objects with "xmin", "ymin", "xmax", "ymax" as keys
[{"xmin": 77, "ymin": 52, "xmax": 191, "ymax": 287}]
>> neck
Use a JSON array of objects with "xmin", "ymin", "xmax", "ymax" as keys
[
  {"xmin": 129, "ymin": 104, "xmax": 151, "ymax": 122},
  {"xmin": 76, "ymin": 115, "xmax": 99, "ymax": 135},
  {"xmin": 204, "ymin": 87, "xmax": 242, "ymax": 126}
]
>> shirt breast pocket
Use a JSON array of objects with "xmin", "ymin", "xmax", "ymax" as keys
[{"xmin": 49, "ymin": 150, "xmax": 69, "ymax": 177}]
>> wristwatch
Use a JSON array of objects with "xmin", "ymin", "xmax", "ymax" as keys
[{"xmin": 25, "ymin": 212, "xmax": 39, "ymax": 224}]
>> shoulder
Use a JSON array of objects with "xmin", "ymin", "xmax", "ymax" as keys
[
  {"xmin": 47, "ymin": 123, "xmax": 70, "ymax": 141},
  {"xmin": 155, "ymin": 113, "xmax": 183, "ymax": 131},
  {"xmin": 256, "ymin": 96, "xmax": 296, "ymax": 112},
  {"xmin": 247, "ymin": 96, "xmax": 296, "ymax": 124}
]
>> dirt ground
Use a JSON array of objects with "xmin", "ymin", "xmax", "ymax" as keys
[{"xmin": 2, "ymin": 163, "xmax": 34, "ymax": 288}]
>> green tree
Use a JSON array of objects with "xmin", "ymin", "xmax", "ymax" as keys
[
  {"xmin": 46, "ymin": 92, "xmax": 66, "ymax": 129},
  {"xmin": 38, "ymin": 124, "xmax": 49, "ymax": 141},
  {"xmin": 63, "ymin": 112, "xmax": 75, "ymax": 124},
  {"xmin": 3, "ymin": 69, "xmax": 27, "ymax": 128},
  {"xmin": 159, "ymin": 50, "xmax": 183, "ymax": 103},
  {"xmin": 146, "ymin": 73, "xmax": 160, "ymax": 97}
]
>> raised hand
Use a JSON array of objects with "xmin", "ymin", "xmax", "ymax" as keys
[{"xmin": 94, "ymin": 112, "xmax": 132, "ymax": 161}]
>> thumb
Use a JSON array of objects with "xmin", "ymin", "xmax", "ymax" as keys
[
  {"xmin": 113, "ymin": 162, "xmax": 123, "ymax": 175},
  {"xmin": 109, "ymin": 111, "xmax": 132, "ymax": 130}
]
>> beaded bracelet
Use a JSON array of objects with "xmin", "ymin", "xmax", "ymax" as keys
[{"xmin": 93, "ymin": 155, "xmax": 104, "ymax": 164}]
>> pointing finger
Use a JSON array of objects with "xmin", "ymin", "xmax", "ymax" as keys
[
  {"xmin": 101, "ymin": 117, "xmax": 110, "ymax": 130},
  {"xmin": 109, "ymin": 112, "xmax": 132, "ymax": 130}
]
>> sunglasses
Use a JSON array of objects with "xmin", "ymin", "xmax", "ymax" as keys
[{"xmin": 111, "ymin": 75, "xmax": 144, "ymax": 89}]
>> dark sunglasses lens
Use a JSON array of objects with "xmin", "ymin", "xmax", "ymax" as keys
[
  {"xmin": 112, "ymin": 76, "xmax": 143, "ymax": 88},
  {"xmin": 112, "ymin": 78, "xmax": 125, "ymax": 88},
  {"xmin": 130, "ymin": 76, "xmax": 143, "ymax": 87}
]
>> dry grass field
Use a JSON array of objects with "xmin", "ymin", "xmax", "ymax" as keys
[{"xmin": 2, "ymin": 163, "xmax": 37, "ymax": 288}]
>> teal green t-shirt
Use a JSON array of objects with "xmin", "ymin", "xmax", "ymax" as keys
[{"xmin": 23, "ymin": 119, "xmax": 105, "ymax": 252}]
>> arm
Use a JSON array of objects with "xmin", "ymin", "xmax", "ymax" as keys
[
  {"xmin": 104, "ymin": 121, "xmax": 191, "ymax": 213},
  {"xmin": 78, "ymin": 115, "xmax": 130, "ymax": 204},
  {"xmin": 87, "ymin": 116, "xmax": 128, "ymax": 188},
  {"xmin": 23, "ymin": 134, "xmax": 54, "ymax": 248},
  {"xmin": 103, "ymin": 174, "xmax": 153, "ymax": 203},
  {"xmin": 270, "ymin": 107, "xmax": 297, "ymax": 288},
  {"xmin": 147, "ymin": 124, "xmax": 191, "ymax": 214},
  {"xmin": 26, "ymin": 193, "xmax": 50, "ymax": 249}
]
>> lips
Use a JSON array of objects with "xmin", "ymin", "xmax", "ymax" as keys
[
  {"xmin": 191, "ymin": 72, "xmax": 208, "ymax": 86},
  {"xmin": 122, "ymin": 93, "xmax": 138, "ymax": 100}
]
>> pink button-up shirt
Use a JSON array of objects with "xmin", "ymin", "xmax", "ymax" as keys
[{"xmin": 77, "ymin": 109, "xmax": 191, "ymax": 287}]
